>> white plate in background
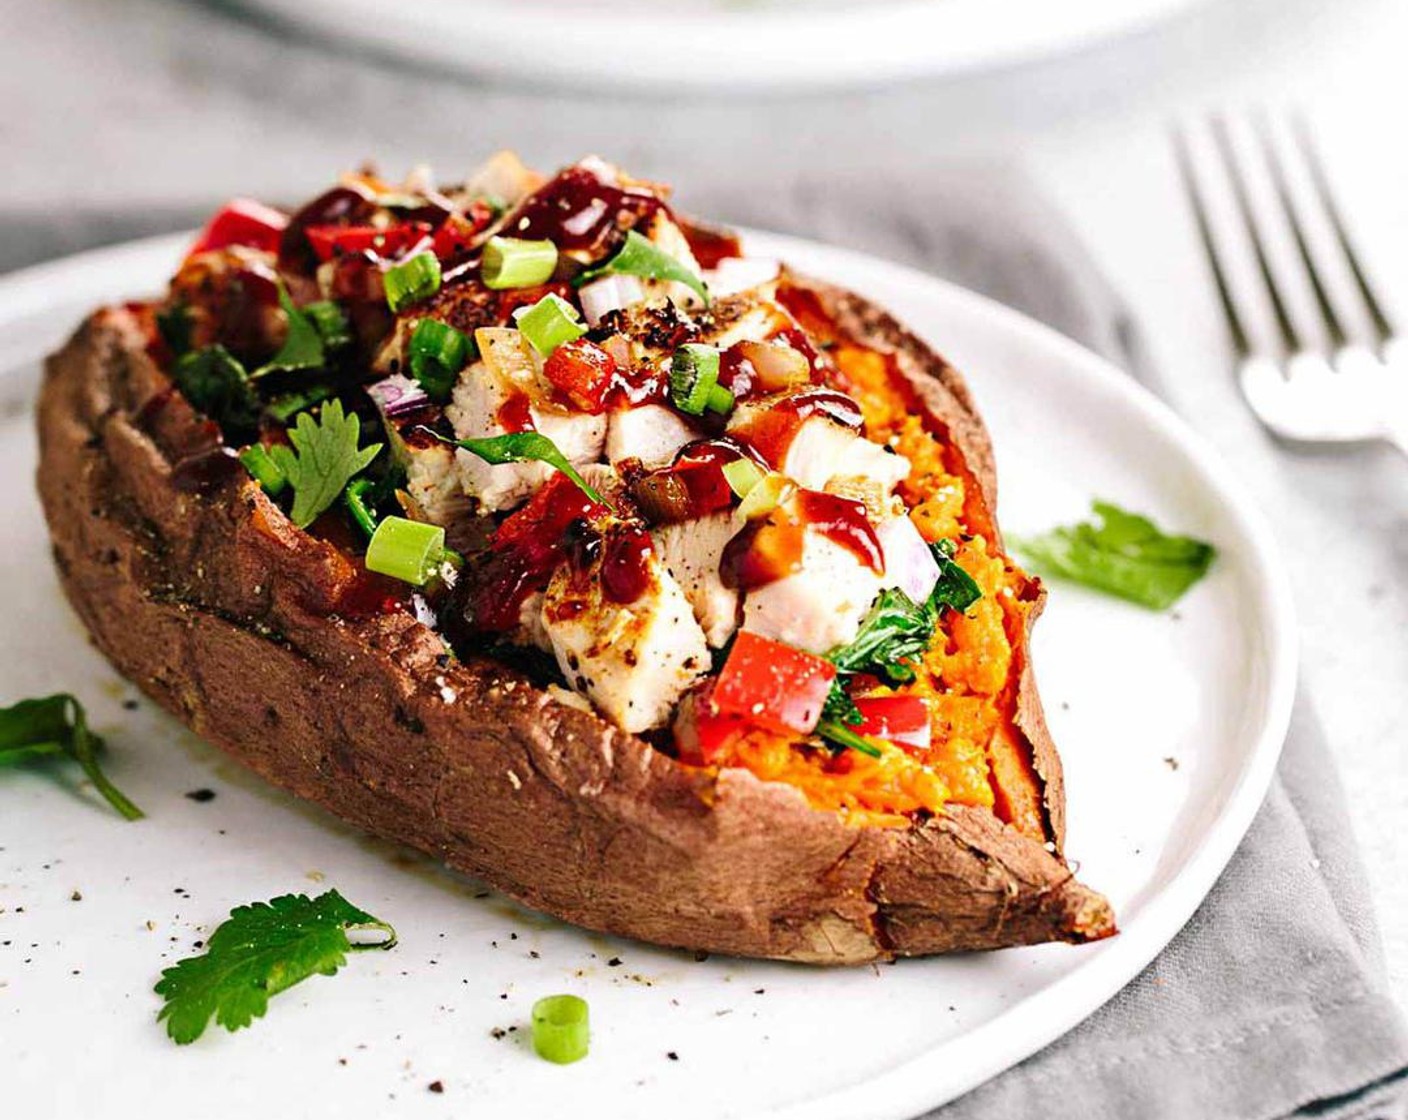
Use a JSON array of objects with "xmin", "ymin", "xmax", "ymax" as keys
[
  {"xmin": 229, "ymin": 0, "xmax": 1208, "ymax": 93},
  {"xmin": 2, "ymin": 229, "xmax": 1293, "ymax": 1118}
]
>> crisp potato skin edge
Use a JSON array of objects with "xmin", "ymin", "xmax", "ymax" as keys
[{"xmin": 36, "ymin": 286, "xmax": 1114, "ymax": 964}]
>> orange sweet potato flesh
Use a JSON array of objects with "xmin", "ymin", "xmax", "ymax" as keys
[{"xmin": 779, "ymin": 277, "xmax": 1059, "ymax": 847}]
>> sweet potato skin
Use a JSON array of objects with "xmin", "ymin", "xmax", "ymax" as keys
[{"xmin": 36, "ymin": 285, "xmax": 1114, "ymax": 964}]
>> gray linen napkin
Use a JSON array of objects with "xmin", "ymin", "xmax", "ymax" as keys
[{"xmin": 4, "ymin": 169, "xmax": 1405, "ymax": 1120}]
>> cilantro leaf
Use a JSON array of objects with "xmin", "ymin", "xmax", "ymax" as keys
[
  {"xmin": 432, "ymin": 431, "xmax": 607, "ymax": 507},
  {"xmin": 574, "ymin": 230, "xmax": 710, "ymax": 306},
  {"xmin": 269, "ymin": 400, "xmax": 382, "ymax": 528},
  {"xmin": 0, "ymin": 694, "xmax": 143, "ymax": 820},
  {"xmin": 154, "ymin": 890, "xmax": 395, "ymax": 1044},
  {"xmin": 1013, "ymin": 500, "xmax": 1216, "ymax": 611},
  {"xmin": 171, "ymin": 345, "xmax": 262, "ymax": 444},
  {"xmin": 929, "ymin": 539, "xmax": 982, "ymax": 614},
  {"xmin": 828, "ymin": 588, "xmax": 934, "ymax": 685},
  {"xmin": 252, "ymin": 287, "xmax": 326, "ymax": 379},
  {"xmin": 818, "ymin": 540, "xmax": 983, "ymax": 754}
]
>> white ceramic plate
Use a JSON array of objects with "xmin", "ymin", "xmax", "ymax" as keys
[
  {"xmin": 230, "ymin": 0, "xmax": 1207, "ymax": 93},
  {"xmin": 2, "ymin": 231, "xmax": 1294, "ymax": 1119}
]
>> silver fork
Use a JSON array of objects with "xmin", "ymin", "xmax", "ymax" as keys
[{"xmin": 1175, "ymin": 115, "xmax": 1408, "ymax": 456}]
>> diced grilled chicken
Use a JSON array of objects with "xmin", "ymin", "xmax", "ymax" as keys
[
  {"xmin": 741, "ymin": 530, "xmax": 885, "ymax": 655},
  {"xmin": 366, "ymin": 375, "xmax": 470, "ymax": 526},
  {"xmin": 642, "ymin": 212, "xmax": 707, "ymax": 310},
  {"xmin": 729, "ymin": 404, "xmax": 910, "ymax": 496},
  {"xmin": 651, "ymin": 512, "xmax": 740, "ymax": 648},
  {"xmin": 166, "ymin": 246, "xmax": 286, "ymax": 361},
  {"xmin": 446, "ymin": 329, "xmax": 606, "ymax": 512},
  {"xmin": 699, "ymin": 288, "xmax": 794, "ymax": 351},
  {"xmin": 541, "ymin": 546, "xmax": 710, "ymax": 733},
  {"xmin": 606, "ymin": 404, "xmax": 698, "ymax": 469},
  {"xmin": 404, "ymin": 442, "xmax": 469, "ymax": 526}
]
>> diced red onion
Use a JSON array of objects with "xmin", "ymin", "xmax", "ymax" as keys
[
  {"xmin": 579, "ymin": 274, "xmax": 645, "ymax": 327},
  {"xmin": 877, "ymin": 515, "xmax": 940, "ymax": 603},
  {"xmin": 368, "ymin": 373, "xmax": 429, "ymax": 418}
]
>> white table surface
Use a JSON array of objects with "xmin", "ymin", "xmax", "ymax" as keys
[{"xmin": 2, "ymin": 0, "xmax": 1405, "ymax": 1009}]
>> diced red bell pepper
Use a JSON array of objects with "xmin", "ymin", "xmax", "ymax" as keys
[
  {"xmin": 674, "ymin": 681, "xmax": 749, "ymax": 767},
  {"xmin": 304, "ymin": 221, "xmax": 433, "ymax": 264},
  {"xmin": 543, "ymin": 339, "xmax": 617, "ymax": 413},
  {"xmin": 431, "ymin": 201, "xmax": 495, "ymax": 260},
  {"xmin": 711, "ymin": 631, "xmax": 836, "ymax": 737},
  {"xmin": 188, "ymin": 198, "xmax": 289, "ymax": 258},
  {"xmin": 852, "ymin": 694, "xmax": 931, "ymax": 751}
]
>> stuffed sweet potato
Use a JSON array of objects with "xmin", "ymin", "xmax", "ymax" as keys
[{"xmin": 36, "ymin": 153, "xmax": 1114, "ymax": 962}]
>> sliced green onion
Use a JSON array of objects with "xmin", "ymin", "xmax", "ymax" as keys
[
  {"xmin": 737, "ymin": 472, "xmax": 794, "ymax": 521},
  {"xmin": 482, "ymin": 236, "xmax": 558, "ymax": 290},
  {"xmin": 304, "ymin": 300, "xmax": 353, "ymax": 351},
  {"xmin": 705, "ymin": 383, "xmax": 735, "ymax": 415},
  {"xmin": 365, "ymin": 516, "xmax": 446, "ymax": 586},
  {"xmin": 409, "ymin": 319, "xmax": 474, "ymax": 401},
  {"xmin": 574, "ymin": 230, "xmax": 709, "ymax": 305},
  {"xmin": 514, "ymin": 293, "xmax": 586, "ymax": 357},
  {"xmin": 531, "ymin": 994, "xmax": 589, "ymax": 1065},
  {"xmin": 721, "ymin": 457, "xmax": 765, "ymax": 499},
  {"xmin": 817, "ymin": 717, "xmax": 884, "ymax": 758},
  {"xmin": 343, "ymin": 477, "xmax": 378, "ymax": 538},
  {"xmin": 384, "ymin": 252, "xmax": 442, "ymax": 313},
  {"xmin": 239, "ymin": 445, "xmax": 288, "ymax": 496},
  {"xmin": 670, "ymin": 344, "xmax": 721, "ymax": 416}
]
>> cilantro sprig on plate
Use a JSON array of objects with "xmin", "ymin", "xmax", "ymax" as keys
[
  {"xmin": 155, "ymin": 890, "xmax": 396, "ymax": 1044},
  {"xmin": 0, "ymin": 693, "xmax": 142, "ymax": 820},
  {"xmin": 1013, "ymin": 500, "xmax": 1216, "ymax": 611}
]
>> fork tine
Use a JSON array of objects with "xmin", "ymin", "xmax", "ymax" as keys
[
  {"xmin": 1173, "ymin": 125, "xmax": 1252, "ymax": 360},
  {"xmin": 1292, "ymin": 114, "xmax": 1398, "ymax": 346},
  {"xmin": 1254, "ymin": 113, "xmax": 1348, "ymax": 349},
  {"xmin": 1210, "ymin": 115, "xmax": 1304, "ymax": 356}
]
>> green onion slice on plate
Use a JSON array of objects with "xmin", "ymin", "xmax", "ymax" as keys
[{"xmin": 531, "ymin": 994, "xmax": 590, "ymax": 1064}]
